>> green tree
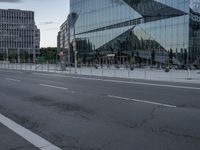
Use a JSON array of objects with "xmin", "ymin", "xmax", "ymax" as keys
[{"xmin": 39, "ymin": 47, "xmax": 57, "ymax": 63}]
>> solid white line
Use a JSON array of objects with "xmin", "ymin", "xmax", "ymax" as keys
[
  {"xmin": 34, "ymin": 73, "xmax": 200, "ymax": 90},
  {"xmin": 40, "ymin": 84, "xmax": 68, "ymax": 90},
  {"xmin": 0, "ymin": 113, "xmax": 62, "ymax": 150},
  {"xmin": 108, "ymin": 95, "xmax": 177, "ymax": 108},
  {"xmin": 5, "ymin": 78, "xmax": 21, "ymax": 82}
]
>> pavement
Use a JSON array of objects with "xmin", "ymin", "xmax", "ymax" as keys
[{"xmin": 0, "ymin": 69, "xmax": 200, "ymax": 150}]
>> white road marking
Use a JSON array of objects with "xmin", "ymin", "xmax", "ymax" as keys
[
  {"xmin": 5, "ymin": 78, "xmax": 21, "ymax": 82},
  {"xmin": 0, "ymin": 113, "xmax": 62, "ymax": 150},
  {"xmin": 108, "ymin": 95, "xmax": 177, "ymax": 108},
  {"xmin": 40, "ymin": 84, "xmax": 68, "ymax": 90},
  {"xmin": 34, "ymin": 73, "xmax": 200, "ymax": 90}
]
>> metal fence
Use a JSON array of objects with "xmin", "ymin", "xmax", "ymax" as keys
[{"xmin": 0, "ymin": 62, "xmax": 199, "ymax": 81}]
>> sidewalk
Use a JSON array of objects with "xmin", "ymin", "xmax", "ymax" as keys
[
  {"xmin": 0, "ymin": 63, "xmax": 200, "ymax": 84},
  {"xmin": 66, "ymin": 67, "xmax": 200, "ymax": 84}
]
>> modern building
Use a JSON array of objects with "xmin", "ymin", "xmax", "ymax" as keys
[
  {"xmin": 68, "ymin": 0, "xmax": 200, "ymax": 67},
  {"xmin": 0, "ymin": 9, "xmax": 40, "ymax": 63}
]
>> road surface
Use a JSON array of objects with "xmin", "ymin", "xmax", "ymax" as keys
[{"xmin": 0, "ymin": 69, "xmax": 200, "ymax": 150}]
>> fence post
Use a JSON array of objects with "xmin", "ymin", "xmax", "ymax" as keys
[
  {"xmin": 30, "ymin": 64, "xmax": 33, "ymax": 71},
  {"xmin": 48, "ymin": 63, "xmax": 49, "ymax": 72},
  {"xmin": 145, "ymin": 67, "xmax": 148, "ymax": 79},
  {"xmin": 128, "ymin": 68, "xmax": 130, "ymax": 78},
  {"xmin": 91, "ymin": 66, "xmax": 93, "ymax": 75},
  {"xmin": 80, "ymin": 65, "xmax": 82, "ymax": 75},
  {"xmin": 187, "ymin": 67, "xmax": 191, "ymax": 79},
  {"xmin": 114, "ymin": 67, "xmax": 116, "ymax": 78}
]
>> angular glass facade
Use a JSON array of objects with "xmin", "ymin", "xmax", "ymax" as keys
[{"xmin": 69, "ymin": 0, "xmax": 200, "ymax": 66}]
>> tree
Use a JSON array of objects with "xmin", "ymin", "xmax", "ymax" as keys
[{"xmin": 39, "ymin": 47, "xmax": 57, "ymax": 63}]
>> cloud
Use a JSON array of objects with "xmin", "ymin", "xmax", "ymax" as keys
[
  {"xmin": 39, "ymin": 21, "xmax": 58, "ymax": 25},
  {"xmin": 0, "ymin": 0, "xmax": 22, "ymax": 3}
]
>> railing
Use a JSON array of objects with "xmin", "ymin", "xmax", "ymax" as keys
[{"xmin": 0, "ymin": 62, "xmax": 199, "ymax": 81}]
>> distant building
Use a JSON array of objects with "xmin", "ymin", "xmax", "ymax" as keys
[
  {"xmin": 57, "ymin": 31, "xmax": 61, "ymax": 51},
  {"xmin": 0, "ymin": 9, "xmax": 40, "ymax": 63},
  {"xmin": 68, "ymin": 0, "xmax": 200, "ymax": 66},
  {"xmin": 57, "ymin": 16, "xmax": 71, "ymax": 64}
]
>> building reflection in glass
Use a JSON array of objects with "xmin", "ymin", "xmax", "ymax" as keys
[{"xmin": 69, "ymin": 0, "xmax": 200, "ymax": 67}]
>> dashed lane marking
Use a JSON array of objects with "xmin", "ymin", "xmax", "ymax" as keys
[
  {"xmin": 108, "ymin": 95, "xmax": 177, "ymax": 108},
  {"xmin": 40, "ymin": 84, "xmax": 68, "ymax": 90},
  {"xmin": 34, "ymin": 73, "xmax": 200, "ymax": 90},
  {"xmin": 5, "ymin": 78, "xmax": 21, "ymax": 82}
]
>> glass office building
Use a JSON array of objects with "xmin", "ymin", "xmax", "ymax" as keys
[{"xmin": 69, "ymin": 0, "xmax": 200, "ymax": 66}]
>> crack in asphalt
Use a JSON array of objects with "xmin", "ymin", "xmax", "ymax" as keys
[
  {"xmin": 28, "ymin": 95, "xmax": 95, "ymax": 121},
  {"xmin": 152, "ymin": 127, "xmax": 200, "ymax": 141},
  {"xmin": 98, "ymin": 139, "xmax": 121, "ymax": 150},
  {"xmin": 116, "ymin": 106, "xmax": 159, "ymax": 129}
]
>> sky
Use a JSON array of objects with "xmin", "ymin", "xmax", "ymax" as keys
[{"xmin": 0, "ymin": 0, "xmax": 70, "ymax": 47}]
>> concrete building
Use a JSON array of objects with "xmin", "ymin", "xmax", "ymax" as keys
[
  {"xmin": 0, "ymin": 9, "xmax": 40, "ymax": 63},
  {"xmin": 57, "ymin": 16, "xmax": 72, "ymax": 64},
  {"xmin": 67, "ymin": 0, "xmax": 200, "ymax": 67}
]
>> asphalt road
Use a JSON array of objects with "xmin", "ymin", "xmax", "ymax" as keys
[{"xmin": 0, "ymin": 69, "xmax": 200, "ymax": 150}]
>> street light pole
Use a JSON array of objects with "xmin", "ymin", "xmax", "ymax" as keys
[{"xmin": 73, "ymin": 25, "xmax": 77, "ymax": 74}]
